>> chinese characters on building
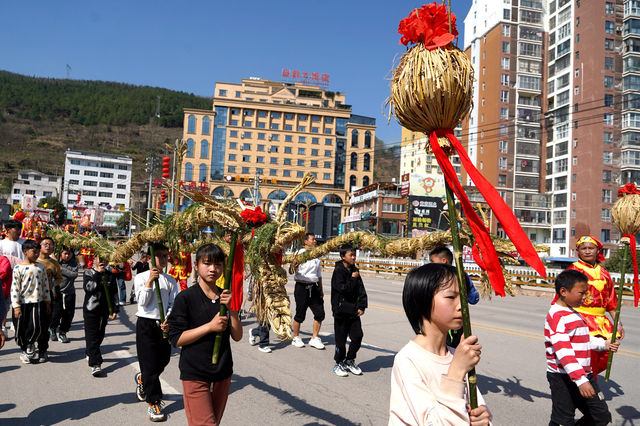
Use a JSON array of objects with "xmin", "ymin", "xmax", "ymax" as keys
[{"xmin": 281, "ymin": 69, "xmax": 330, "ymax": 86}]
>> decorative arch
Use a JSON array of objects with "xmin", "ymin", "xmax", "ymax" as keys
[
  {"xmin": 202, "ymin": 116, "xmax": 211, "ymax": 135},
  {"xmin": 364, "ymin": 130, "xmax": 372, "ymax": 148},
  {"xmin": 200, "ymin": 139, "xmax": 209, "ymax": 159},
  {"xmin": 268, "ymin": 190, "xmax": 288, "ymax": 201},
  {"xmin": 211, "ymin": 186, "xmax": 234, "ymax": 199},
  {"xmin": 322, "ymin": 194, "xmax": 343, "ymax": 204},
  {"xmin": 187, "ymin": 115, "xmax": 196, "ymax": 133},
  {"xmin": 240, "ymin": 188, "xmax": 262, "ymax": 203},
  {"xmin": 186, "ymin": 138, "xmax": 195, "ymax": 158},
  {"xmin": 363, "ymin": 153, "xmax": 371, "ymax": 171},
  {"xmin": 351, "ymin": 129, "xmax": 359, "ymax": 147},
  {"xmin": 350, "ymin": 152, "xmax": 358, "ymax": 170},
  {"xmin": 184, "ymin": 162, "xmax": 193, "ymax": 181},
  {"xmin": 199, "ymin": 164, "xmax": 208, "ymax": 182},
  {"xmin": 294, "ymin": 192, "xmax": 317, "ymax": 203}
]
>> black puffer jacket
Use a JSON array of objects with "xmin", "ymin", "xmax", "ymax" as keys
[
  {"xmin": 83, "ymin": 268, "xmax": 119, "ymax": 315},
  {"xmin": 330, "ymin": 260, "xmax": 368, "ymax": 317}
]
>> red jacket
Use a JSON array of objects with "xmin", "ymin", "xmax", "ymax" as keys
[{"xmin": 0, "ymin": 255, "xmax": 12, "ymax": 299}]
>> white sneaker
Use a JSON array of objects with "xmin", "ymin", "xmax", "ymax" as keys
[
  {"xmin": 344, "ymin": 359, "xmax": 362, "ymax": 375},
  {"xmin": 248, "ymin": 328, "xmax": 258, "ymax": 346},
  {"xmin": 333, "ymin": 362, "xmax": 348, "ymax": 377},
  {"xmin": 257, "ymin": 346, "xmax": 272, "ymax": 353},
  {"xmin": 291, "ymin": 336, "xmax": 305, "ymax": 348},
  {"xmin": 308, "ymin": 337, "xmax": 325, "ymax": 350}
]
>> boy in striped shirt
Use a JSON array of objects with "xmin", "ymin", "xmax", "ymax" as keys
[{"xmin": 545, "ymin": 269, "xmax": 620, "ymax": 426}]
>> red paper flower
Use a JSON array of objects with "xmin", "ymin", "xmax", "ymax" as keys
[
  {"xmin": 13, "ymin": 211, "xmax": 26, "ymax": 222},
  {"xmin": 618, "ymin": 182, "xmax": 640, "ymax": 197},
  {"xmin": 240, "ymin": 206, "xmax": 268, "ymax": 227},
  {"xmin": 398, "ymin": 3, "xmax": 458, "ymax": 50}
]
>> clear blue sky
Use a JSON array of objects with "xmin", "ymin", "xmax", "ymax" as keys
[{"xmin": 0, "ymin": 0, "xmax": 472, "ymax": 145}]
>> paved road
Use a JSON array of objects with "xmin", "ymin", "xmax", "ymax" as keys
[{"xmin": 1, "ymin": 269, "xmax": 639, "ymax": 425}]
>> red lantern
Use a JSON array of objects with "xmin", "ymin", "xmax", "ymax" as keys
[
  {"xmin": 161, "ymin": 189, "xmax": 167, "ymax": 203},
  {"xmin": 162, "ymin": 156, "xmax": 171, "ymax": 179}
]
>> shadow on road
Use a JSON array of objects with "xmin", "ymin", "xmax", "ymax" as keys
[
  {"xmin": 597, "ymin": 376, "xmax": 624, "ymax": 400},
  {"xmin": 0, "ymin": 403, "xmax": 16, "ymax": 414},
  {"xmin": 0, "ymin": 392, "xmax": 138, "ymax": 425},
  {"xmin": 358, "ymin": 354, "xmax": 395, "ymax": 373},
  {"xmin": 230, "ymin": 374, "xmax": 357, "ymax": 425},
  {"xmin": 477, "ymin": 374, "xmax": 550, "ymax": 402},
  {"xmin": 617, "ymin": 405, "xmax": 640, "ymax": 426}
]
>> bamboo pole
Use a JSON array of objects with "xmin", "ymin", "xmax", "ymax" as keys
[
  {"xmin": 605, "ymin": 243, "xmax": 628, "ymax": 381},
  {"xmin": 149, "ymin": 244, "xmax": 168, "ymax": 339},
  {"xmin": 445, "ymin": 182, "xmax": 477, "ymax": 408},
  {"xmin": 212, "ymin": 232, "xmax": 237, "ymax": 363}
]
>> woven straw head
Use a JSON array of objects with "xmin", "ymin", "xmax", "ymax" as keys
[
  {"xmin": 389, "ymin": 44, "xmax": 474, "ymax": 155},
  {"xmin": 612, "ymin": 193, "xmax": 640, "ymax": 235}
]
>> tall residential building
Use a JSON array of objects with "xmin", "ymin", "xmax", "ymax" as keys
[
  {"xmin": 62, "ymin": 150, "xmax": 133, "ymax": 210},
  {"xmin": 9, "ymin": 170, "xmax": 62, "ymax": 205},
  {"xmin": 462, "ymin": 0, "xmax": 550, "ymax": 247}
]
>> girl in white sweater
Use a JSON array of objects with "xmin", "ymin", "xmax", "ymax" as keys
[{"xmin": 389, "ymin": 263, "xmax": 491, "ymax": 425}]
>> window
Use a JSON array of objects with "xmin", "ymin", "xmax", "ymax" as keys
[
  {"xmin": 325, "ymin": 138, "xmax": 333, "ymax": 146},
  {"xmin": 230, "ymin": 130, "xmax": 238, "ymax": 138},
  {"xmin": 298, "ymin": 148, "xmax": 305, "ymax": 155},
  {"xmin": 218, "ymin": 89, "xmax": 227, "ymax": 96},
  {"xmin": 364, "ymin": 131, "xmax": 372, "ymax": 148},
  {"xmin": 606, "ymin": 2, "xmax": 614, "ymax": 14},
  {"xmin": 500, "ymin": 90, "xmax": 509, "ymax": 103},
  {"xmin": 186, "ymin": 138, "xmax": 195, "ymax": 158},
  {"xmin": 285, "ymin": 113, "xmax": 294, "ymax": 120},
  {"xmin": 603, "ymin": 151, "xmax": 613, "ymax": 164},
  {"xmin": 257, "ymin": 133, "xmax": 266, "ymax": 140},
  {"xmin": 99, "ymin": 172, "xmax": 113, "ymax": 178},
  {"xmin": 202, "ymin": 116, "xmax": 210, "ymax": 134},
  {"xmin": 270, "ymin": 169, "xmax": 277, "ymax": 176},
  {"xmin": 116, "ymin": 194, "xmax": 126, "ymax": 199},
  {"xmin": 243, "ymin": 121, "xmax": 252, "ymax": 127},
  {"xmin": 200, "ymin": 140, "xmax": 209, "ymax": 159},
  {"xmin": 604, "ymin": 113, "xmax": 613, "ymax": 125},
  {"xmin": 284, "ymin": 158, "xmax": 291, "ymax": 165},
  {"xmin": 228, "ymin": 166, "xmax": 236, "ymax": 173},
  {"xmin": 117, "ymin": 184, "xmax": 126, "ymax": 189},
  {"xmin": 285, "ymin": 135, "xmax": 293, "ymax": 142},
  {"xmin": 187, "ymin": 115, "xmax": 196, "ymax": 133},
  {"xmin": 118, "ymin": 174, "xmax": 126, "ymax": 179},
  {"xmin": 604, "ymin": 132, "xmax": 613, "ymax": 144},
  {"xmin": 70, "ymin": 169, "xmax": 80, "ymax": 175},
  {"xmin": 98, "ymin": 192, "xmax": 112, "ymax": 198},
  {"xmin": 256, "ymin": 156, "xmax": 264, "ymax": 163},
  {"xmin": 499, "ymin": 140, "xmax": 508, "ymax": 153},
  {"xmin": 297, "ymin": 171, "xmax": 304, "ymax": 178},
  {"xmin": 605, "ymin": 56, "xmax": 614, "ymax": 71},
  {"xmin": 283, "ymin": 170, "xmax": 291, "ymax": 177},
  {"xmin": 603, "ymin": 170, "xmax": 612, "ymax": 182},
  {"xmin": 323, "ymin": 173, "xmax": 331, "ymax": 180},
  {"xmin": 602, "ymin": 229, "xmax": 611, "ymax": 242},
  {"xmin": 312, "ymin": 137, "xmax": 319, "ymax": 144},
  {"xmin": 311, "ymin": 160, "xmax": 318, "ymax": 167},
  {"xmin": 84, "ymin": 170, "xmax": 98, "ymax": 177},
  {"xmin": 501, "ymin": 57, "xmax": 510, "ymax": 70},
  {"xmin": 242, "ymin": 143, "xmax": 251, "ymax": 150},
  {"xmin": 503, "ymin": 24, "xmax": 511, "ymax": 37},
  {"xmin": 604, "ymin": 76, "xmax": 614, "ymax": 88},
  {"xmin": 498, "ymin": 175, "xmax": 507, "ymax": 186},
  {"xmin": 500, "ymin": 108, "xmax": 508, "ymax": 119},
  {"xmin": 99, "ymin": 182, "xmax": 113, "ymax": 188},
  {"xmin": 270, "ymin": 157, "xmax": 278, "ymax": 164},
  {"xmin": 502, "ymin": 41, "xmax": 510, "ymax": 53},
  {"xmin": 298, "ymin": 136, "xmax": 306, "ymax": 143},
  {"xmin": 350, "ymin": 152, "xmax": 358, "ymax": 170},
  {"xmin": 198, "ymin": 164, "xmax": 207, "ymax": 182},
  {"xmin": 297, "ymin": 159, "xmax": 305, "ymax": 166},
  {"xmin": 605, "ymin": 38, "xmax": 615, "ymax": 51},
  {"xmin": 269, "ymin": 146, "xmax": 278, "ymax": 153},
  {"xmin": 242, "ymin": 167, "xmax": 249, "ymax": 174},
  {"xmin": 605, "ymin": 21, "xmax": 615, "ymax": 34},
  {"xmin": 68, "ymin": 179, "xmax": 79, "ymax": 185},
  {"xmin": 602, "ymin": 189, "xmax": 612, "ymax": 203},
  {"xmin": 298, "ymin": 126, "xmax": 306, "ymax": 132},
  {"xmin": 257, "ymin": 144, "xmax": 265, "ymax": 151},
  {"xmin": 242, "ymin": 155, "xmax": 251, "ymax": 162},
  {"xmin": 605, "ymin": 94, "xmax": 613, "ymax": 107},
  {"xmin": 229, "ymin": 142, "xmax": 237, "ymax": 149},
  {"xmin": 284, "ymin": 147, "xmax": 292, "ymax": 154},
  {"xmin": 351, "ymin": 130, "xmax": 359, "ymax": 147},
  {"xmin": 271, "ymin": 123, "xmax": 280, "ymax": 130}
]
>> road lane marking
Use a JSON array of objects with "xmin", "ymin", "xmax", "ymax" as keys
[
  {"xmin": 114, "ymin": 349, "xmax": 181, "ymax": 397},
  {"xmin": 367, "ymin": 303, "xmax": 640, "ymax": 359}
]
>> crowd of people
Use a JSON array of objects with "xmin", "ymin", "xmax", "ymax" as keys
[{"xmin": 0, "ymin": 215, "xmax": 630, "ymax": 425}]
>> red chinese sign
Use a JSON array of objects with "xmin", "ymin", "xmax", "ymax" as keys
[
  {"xmin": 179, "ymin": 181, "xmax": 209, "ymax": 193},
  {"xmin": 282, "ymin": 69, "xmax": 330, "ymax": 87}
]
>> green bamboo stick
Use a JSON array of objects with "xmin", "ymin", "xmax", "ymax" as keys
[
  {"xmin": 605, "ymin": 243, "xmax": 627, "ymax": 381},
  {"xmin": 101, "ymin": 274, "xmax": 114, "ymax": 316},
  {"xmin": 149, "ymin": 245, "xmax": 168, "ymax": 339},
  {"xmin": 212, "ymin": 232, "xmax": 237, "ymax": 364},
  {"xmin": 445, "ymin": 182, "xmax": 478, "ymax": 409}
]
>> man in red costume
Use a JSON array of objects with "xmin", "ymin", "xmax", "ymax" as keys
[
  {"xmin": 567, "ymin": 236, "xmax": 625, "ymax": 374},
  {"xmin": 167, "ymin": 251, "xmax": 192, "ymax": 291}
]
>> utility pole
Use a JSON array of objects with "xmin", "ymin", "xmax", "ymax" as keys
[{"xmin": 145, "ymin": 157, "xmax": 156, "ymax": 227}]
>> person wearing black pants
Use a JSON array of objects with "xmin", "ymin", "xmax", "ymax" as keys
[
  {"xmin": 330, "ymin": 244, "xmax": 368, "ymax": 377},
  {"xmin": 50, "ymin": 248, "xmax": 78, "ymax": 343},
  {"xmin": 83, "ymin": 258, "xmax": 119, "ymax": 376},
  {"xmin": 133, "ymin": 243, "xmax": 178, "ymax": 422}
]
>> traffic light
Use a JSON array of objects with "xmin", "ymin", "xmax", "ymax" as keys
[
  {"xmin": 161, "ymin": 189, "xmax": 167, "ymax": 203},
  {"xmin": 162, "ymin": 156, "xmax": 171, "ymax": 179}
]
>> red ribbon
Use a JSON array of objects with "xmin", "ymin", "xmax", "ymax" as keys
[
  {"xmin": 623, "ymin": 234, "xmax": 640, "ymax": 307},
  {"xmin": 429, "ymin": 129, "xmax": 547, "ymax": 296}
]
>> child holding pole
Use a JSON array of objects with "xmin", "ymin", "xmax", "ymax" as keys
[
  {"xmin": 83, "ymin": 256, "xmax": 119, "ymax": 376},
  {"xmin": 168, "ymin": 243, "xmax": 242, "ymax": 425},
  {"xmin": 389, "ymin": 263, "xmax": 490, "ymax": 425},
  {"xmin": 134, "ymin": 242, "xmax": 178, "ymax": 422},
  {"xmin": 545, "ymin": 269, "xmax": 619, "ymax": 425}
]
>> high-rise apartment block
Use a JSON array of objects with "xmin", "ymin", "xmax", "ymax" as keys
[{"xmin": 461, "ymin": 0, "xmax": 636, "ymax": 258}]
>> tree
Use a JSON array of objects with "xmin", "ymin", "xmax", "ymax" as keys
[
  {"xmin": 38, "ymin": 196, "xmax": 67, "ymax": 225},
  {"xmin": 116, "ymin": 211, "xmax": 131, "ymax": 233},
  {"xmin": 604, "ymin": 246, "xmax": 640, "ymax": 274}
]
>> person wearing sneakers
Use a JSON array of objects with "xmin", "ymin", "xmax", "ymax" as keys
[
  {"xmin": 49, "ymin": 247, "xmax": 78, "ymax": 343},
  {"xmin": 134, "ymin": 242, "xmax": 178, "ymax": 423},
  {"xmin": 83, "ymin": 256, "xmax": 119, "ymax": 377},
  {"xmin": 11, "ymin": 240, "xmax": 51, "ymax": 364},
  {"xmin": 246, "ymin": 273, "xmax": 272, "ymax": 354},
  {"xmin": 331, "ymin": 244, "xmax": 368, "ymax": 377},
  {"xmin": 290, "ymin": 233, "xmax": 325, "ymax": 350}
]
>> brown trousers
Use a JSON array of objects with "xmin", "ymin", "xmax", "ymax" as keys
[{"xmin": 182, "ymin": 377, "xmax": 232, "ymax": 425}]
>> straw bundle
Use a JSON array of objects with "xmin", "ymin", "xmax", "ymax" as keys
[
  {"xmin": 388, "ymin": 44, "xmax": 474, "ymax": 154},
  {"xmin": 276, "ymin": 172, "xmax": 316, "ymax": 223},
  {"xmin": 47, "ymin": 228, "xmax": 115, "ymax": 260},
  {"xmin": 612, "ymin": 192, "xmax": 640, "ymax": 235}
]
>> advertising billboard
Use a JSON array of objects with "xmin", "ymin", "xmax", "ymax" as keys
[
  {"xmin": 407, "ymin": 195, "xmax": 448, "ymax": 237},
  {"xmin": 409, "ymin": 173, "xmax": 446, "ymax": 197}
]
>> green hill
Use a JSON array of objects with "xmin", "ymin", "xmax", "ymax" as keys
[{"xmin": 0, "ymin": 70, "xmax": 212, "ymax": 193}]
